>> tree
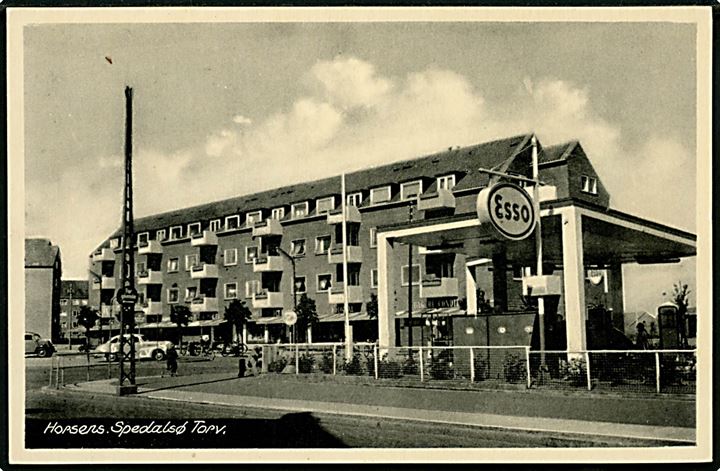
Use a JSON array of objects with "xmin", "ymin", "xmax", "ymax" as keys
[
  {"xmin": 170, "ymin": 304, "xmax": 191, "ymax": 348},
  {"xmin": 672, "ymin": 281, "xmax": 691, "ymax": 316},
  {"xmin": 224, "ymin": 299, "xmax": 253, "ymax": 344},
  {"xmin": 367, "ymin": 293, "xmax": 378, "ymax": 320},
  {"xmin": 295, "ymin": 294, "xmax": 318, "ymax": 343},
  {"xmin": 77, "ymin": 306, "xmax": 99, "ymax": 364}
]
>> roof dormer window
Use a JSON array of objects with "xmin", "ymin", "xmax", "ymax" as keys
[
  {"xmin": 271, "ymin": 207, "xmax": 285, "ymax": 220},
  {"xmin": 316, "ymin": 196, "xmax": 335, "ymax": 215},
  {"xmin": 437, "ymin": 174, "xmax": 456, "ymax": 191},
  {"xmin": 400, "ymin": 180, "xmax": 423, "ymax": 201},
  {"xmin": 291, "ymin": 202, "xmax": 309, "ymax": 219},
  {"xmin": 370, "ymin": 186, "xmax": 391, "ymax": 205},
  {"xmin": 581, "ymin": 175, "xmax": 598, "ymax": 195},
  {"xmin": 225, "ymin": 215, "xmax": 240, "ymax": 231},
  {"xmin": 246, "ymin": 210, "xmax": 263, "ymax": 226}
]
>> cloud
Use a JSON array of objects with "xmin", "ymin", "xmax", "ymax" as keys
[{"xmin": 31, "ymin": 56, "xmax": 695, "ymax": 282}]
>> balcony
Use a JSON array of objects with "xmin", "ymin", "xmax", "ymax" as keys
[
  {"xmin": 252, "ymin": 290, "xmax": 284, "ymax": 309},
  {"xmin": 190, "ymin": 296, "xmax": 219, "ymax": 313},
  {"xmin": 100, "ymin": 276, "xmax": 116, "ymax": 290},
  {"xmin": 190, "ymin": 263, "xmax": 219, "ymax": 279},
  {"xmin": 419, "ymin": 276, "xmax": 459, "ymax": 298},
  {"xmin": 326, "ymin": 206, "xmax": 362, "ymax": 225},
  {"xmin": 253, "ymin": 255, "xmax": 284, "ymax": 272},
  {"xmin": 137, "ymin": 269, "xmax": 163, "ymax": 285},
  {"xmin": 92, "ymin": 248, "xmax": 115, "ymax": 263},
  {"xmin": 328, "ymin": 245, "xmax": 363, "ymax": 264},
  {"xmin": 252, "ymin": 219, "xmax": 283, "ymax": 238},
  {"xmin": 190, "ymin": 230, "xmax": 218, "ymax": 246},
  {"xmin": 138, "ymin": 240, "xmax": 163, "ymax": 255},
  {"xmin": 142, "ymin": 300, "xmax": 163, "ymax": 315},
  {"xmin": 328, "ymin": 283, "xmax": 364, "ymax": 304},
  {"xmin": 417, "ymin": 188, "xmax": 456, "ymax": 212}
]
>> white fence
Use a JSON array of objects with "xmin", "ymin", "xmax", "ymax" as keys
[{"xmin": 262, "ymin": 344, "xmax": 696, "ymax": 394}]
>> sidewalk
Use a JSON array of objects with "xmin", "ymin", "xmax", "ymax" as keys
[{"xmin": 68, "ymin": 372, "xmax": 696, "ymax": 445}]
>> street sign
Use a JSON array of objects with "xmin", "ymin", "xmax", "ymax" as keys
[
  {"xmin": 476, "ymin": 182, "xmax": 536, "ymax": 241},
  {"xmin": 283, "ymin": 310, "xmax": 298, "ymax": 326},
  {"xmin": 116, "ymin": 287, "xmax": 138, "ymax": 305}
]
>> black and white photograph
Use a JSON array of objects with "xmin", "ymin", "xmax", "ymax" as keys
[{"xmin": 7, "ymin": 6, "xmax": 713, "ymax": 464}]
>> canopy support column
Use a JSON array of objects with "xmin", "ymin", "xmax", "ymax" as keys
[
  {"xmin": 378, "ymin": 235, "xmax": 396, "ymax": 349},
  {"xmin": 561, "ymin": 207, "xmax": 587, "ymax": 352}
]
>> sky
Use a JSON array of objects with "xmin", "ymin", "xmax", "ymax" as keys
[{"xmin": 22, "ymin": 19, "xmax": 699, "ymax": 312}]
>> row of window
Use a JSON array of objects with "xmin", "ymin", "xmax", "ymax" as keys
[
  {"xmin": 120, "ymin": 176, "xmax": 457, "ymax": 247},
  {"xmin": 60, "ymin": 299, "xmax": 89, "ymax": 306},
  {"xmin": 160, "ymin": 265, "xmax": 429, "ymax": 304}
]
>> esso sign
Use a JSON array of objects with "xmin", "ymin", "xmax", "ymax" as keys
[{"xmin": 476, "ymin": 182, "xmax": 536, "ymax": 240}]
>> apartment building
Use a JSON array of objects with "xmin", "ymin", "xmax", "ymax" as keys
[
  {"xmin": 89, "ymin": 134, "xmax": 693, "ymax": 348},
  {"xmin": 59, "ymin": 280, "xmax": 89, "ymax": 342}
]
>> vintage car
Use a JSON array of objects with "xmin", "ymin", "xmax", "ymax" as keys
[
  {"xmin": 25, "ymin": 332, "xmax": 55, "ymax": 357},
  {"xmin": 94, "ymin": 334, "xmax": 172, "ymax": 362}
]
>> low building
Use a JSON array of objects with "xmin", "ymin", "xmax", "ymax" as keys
[{"xmin": 25, "ymin": 238, "xmax": 62, "ymax": 341}]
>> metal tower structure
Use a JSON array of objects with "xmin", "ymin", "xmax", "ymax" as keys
[{"xmin": 116, "ymin": 86, "xmax": 138, "ymax": 395}]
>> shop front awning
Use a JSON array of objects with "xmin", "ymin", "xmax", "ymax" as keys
[
  {"xmin": 318, "ymin": 312, "xmax": 372, "ymax": 323},
  {"xmin": 394, "ymin": 307, "xmax": 466, "ymax": 319}
]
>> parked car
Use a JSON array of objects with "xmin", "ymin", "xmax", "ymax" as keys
[
  {"xmin": 24, "ymin": 332, "xmax": 55, "ymax": 357},
  {"xmin": 94, "ymin": 334, "xmax": 172, "ymax": 362}
]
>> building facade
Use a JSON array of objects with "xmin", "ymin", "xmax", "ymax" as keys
[
  {"xmin": 59, "ymin": 280, "xmax": 90, "ymax": 342},
  {"xmin": 88, "ymin": 134, "xmax": 695, "ymax": 348},
  {"xmin": 25, "ymin": 238, "xmax": 62, "ymax": 341}
]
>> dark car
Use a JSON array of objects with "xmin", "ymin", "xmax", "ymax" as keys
[{"xmin": 24, "ymin": 332, "xmax": 55, "ymax": 357}]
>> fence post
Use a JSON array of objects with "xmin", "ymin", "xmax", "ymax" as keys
[
  {"xmin": 584, "ymin": 351, "xmax": 592, "ymax": 391},
  {"xmin": 655, "ymin": 352, "xmax": 661, "ymax": 394},
  {"xmin": 419, "ymin": 347, "xmax": 424, "ymax": 382},
  {"xmin": 332, "ymin": 345, "xmax": 337, "ymax": 375},
  {"xmin": 295, "ymin": 344, "xmax": 299, "ymax": 375},
  {"xmin": 469, "ymin": 348, "xmax": 475, "ymax": 383},
  {"xmin": 48, "ymin": 358, "xmax": 54, "ymax": 387},
  {"xmin": 55, "ymin": 356, "xmax": 61, "ymax": 389},
  {"xmin": 525, "ymin": 347, "xmax": 532, "ymax": 389},
  {"xmin": 373, "ymin": 344, "xmax": 379, "ymax": 380}
]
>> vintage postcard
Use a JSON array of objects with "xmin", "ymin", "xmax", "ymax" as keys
[{"xmin": 6, "ymin": 6, "xmax": 713, "ymax": 465}]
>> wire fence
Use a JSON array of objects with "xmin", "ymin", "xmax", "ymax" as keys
[{"xmin": 48, "ymin": 345, "xmax": 696, "ymax": 395}]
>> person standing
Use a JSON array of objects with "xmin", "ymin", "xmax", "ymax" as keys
[{"xmin": 166, "ymin": 343, "xmax": 179, "ymax": 377}]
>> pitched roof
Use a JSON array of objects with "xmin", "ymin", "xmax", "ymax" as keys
[
  {"xmin": 113, "ymin": 134, "xmax": 533, "ymax": 236},
  {"xmin": 539, "ymin": 141, "xmax": 578, "ymax": 164},
  {"xmin": 25, "ymin": 238, "xmax": 60, "ymax": 268},
  {"xmin": 61, "ymin": 280, "xmax": 89, "ymax": 298}
]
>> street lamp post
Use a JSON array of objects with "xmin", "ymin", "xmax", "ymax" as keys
[{"xmin": 277, "ymin": 247, "xmax": 297, "ymax": 343}]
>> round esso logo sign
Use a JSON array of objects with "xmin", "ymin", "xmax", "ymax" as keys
[{"xmin": 476, "ymin": 182, "xmax": 537, "ymax": 240}]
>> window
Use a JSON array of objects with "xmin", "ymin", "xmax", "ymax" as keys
[
  {"xmin": 291, "ymin": 202, "xmax": 309, "ymax": 219},
  {"xmin": 315, "ymin": 235, "xmax": 331, "ymax": 254},
  {"xmin": 581, "ymin": 175, "xmax": 598, "ymax": 195},
  {"xmin": 170, "ymin": 226, "xmax": 183, "ymax": 240},
  {"xmin": 210, "ymin": 219, "xmax": 222, "ymax": 232},
  {"xmin": 167, "ymin": 258, "xmax": 179, "ymax": 272},
  {"xmin": 225, "ymin": 283, "xmax": 238, "ymax": 299},
  {"xmin": 224, "ymin": 248, "xmax": 238, "ymax": 266},
  {"xmin": 370, "ymin": 186, "xmax": 391, "ymax": 204},
  {"xmin": 110, "ymin": 237, "xmax": 120, "ymax": 249},
  {"xmin": 401, "ymin": 180, "xmax": 422, "ymax": 200},
  {"xmin": 371, "ymin": 269, "xmax": 379, "ymax": 288},
  {"xmin": 136, "ymin": 261, "xmax": 147, "ymax": 274},
  {"xmin": 245, "ymin": 246, "xmax": 259, "ymax": 264},
  {"xmin": 316, "ymin": 196, "xmax": 335, "ymax": 214},
  {"xmin": 294, "ymin": 276, "xmax": 307, "ymax": 294},
  {"xmin": 401, "ymin": 264, "xmax": 421, "ymax": 286},
  {"xmin": 369, "ymin": 228, "xmax": 377, "ymax": 248},
  {"xmin": 137, "ymin": 232, "xmax": 149, "ymax": 246},
  {"xmin": 317, "ymin": 274, "xmax": 332, "ymax": 292},
  {"xmin": 168, "ymin": 288, "xmax": 179, "ymax": 304},
  {"xmin": 225, "ymin": 215, "xmax": 240, "ymax": 230},
  {"xmin": 437, "ymin": 174, "xmax": 456, "ymax": 190},
  {"xmin": 271, "ymin": 207, "xmax": 285, "ymax": 220},
  {"xmin": 291, "ymin": 239, "xmax": 306, "ymax": 257},
  {"xmin": 156, "ymin": 229, "xmax": 166, "ymax": 241},
  {"xmin": 187, "ymin": 222, "xmax": 201, "ymax": 237},
  {"xmin": 185, "ymin": 286, "xmax": 197, "ymax": 301},
  {"xmin": 246, "ymin": 211, "xmax": 262, "ymax": 226},
  {"xmin": 185, "ymin": 254, "xmax": 199, "ymax": 271},
  {"xmin": 347, "ymin": 192, "xmax": 363, "ymax": 207},
  {"xmin": 245, "ymin": 280, "xmax": 261, "ymax": 298}
]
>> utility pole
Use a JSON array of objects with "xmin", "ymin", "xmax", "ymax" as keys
[
  {"xmin": 341, "ymin": 173, "xmax": 352, "ymax": 360},
  {"xmin": 531, "ymin": 135, "xmax": 548, "ymax": 381},
  {"xmin": 117, "ymin": 86, "xmax": 138, "ymax": 396}
]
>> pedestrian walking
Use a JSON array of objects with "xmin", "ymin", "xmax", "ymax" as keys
[{"xmin": 166, "ymin": 343, "xmax": 179, "ymax": 377}]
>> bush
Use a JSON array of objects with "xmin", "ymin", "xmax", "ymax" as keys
[
  {"xmin": 342, "ymin": 353, "xmax": 365, "ymax": 376},
  {"xmin": 401, "ymin": 355, "xmax": 419, "ymax": 375},
  {"xmin": 430, "ymin": 351, "xmax": 454, "ymax": 380},
  {"xmin": 267, "ymin": 356, "xmax": 288, "ymax": 373},
  {"xmin": 319, "ymin": 350, "xmax": 334, "ymax": 374},
  {"xmin": 503, "ymin": 353, "xmax": 527, "ymax": 383},
  {"xmin": 298, "ymin": 353, "xmax": 316, "ymax": 374},
  {"xmin": 378, "ymin": 355, "xmax": 403, "ymax": 379},
  {"xmin": 473, "ymin": 356, "xmax": 489, "ymax": 382},
  {"xmin": 559, "ymin": 357, "xmax": 587, "ymax": 386}
]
